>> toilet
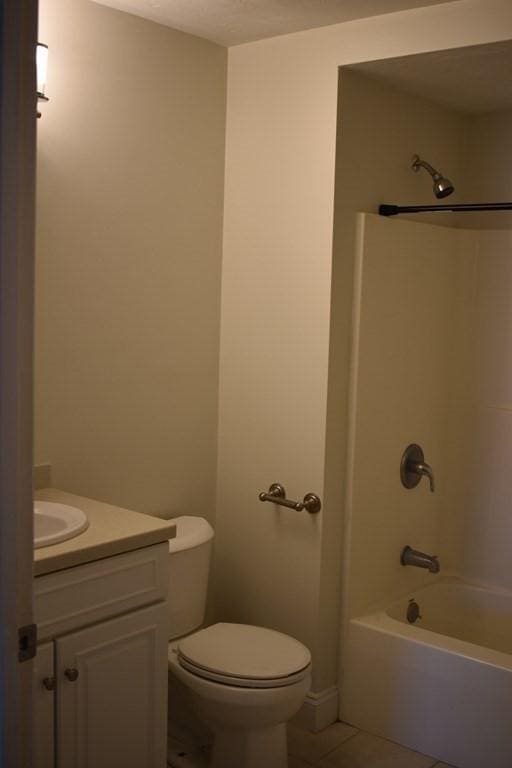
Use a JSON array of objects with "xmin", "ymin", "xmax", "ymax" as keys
[{"xmin": 167, "ymin": 516, "xmax": 312, "ymax": 768}]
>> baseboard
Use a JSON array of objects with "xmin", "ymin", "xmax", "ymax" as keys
[{"xmin": 291, "ymin": 686, "xmax": 339, "ymax": 733}]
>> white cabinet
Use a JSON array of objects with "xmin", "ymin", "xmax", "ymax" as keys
[
  {"xmin": 34, "ymin": 543, "xmax": 169, "ymax": 768},
  {"xmin": 57, "ymin": 603, "xmax": 167, "ymax": 768},
  {"xmin": 33, "ymin": 642, "xmax": 55, "ymax": 768}
]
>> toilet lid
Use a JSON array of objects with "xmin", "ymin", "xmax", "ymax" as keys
[{"xmin": 177, "ymin": 623, "xmax": 311, "ymax": 688}]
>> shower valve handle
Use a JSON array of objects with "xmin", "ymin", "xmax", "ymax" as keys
[
  {"xmin": 414, "ymin": 461, "xmax": 435, "ymax": 492},
  {"xmin": 400, "ymin": 444, "xmax": 435, "ymax": 492}
]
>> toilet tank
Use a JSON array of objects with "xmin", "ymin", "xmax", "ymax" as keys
[{"xmin": 168, "ymin": 516, "xmax": 214, "ymax": 640}]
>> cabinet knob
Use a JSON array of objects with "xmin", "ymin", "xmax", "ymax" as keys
[
  {"xmin": 64, "ymin": 668, "xmax": 79, "ymax": 682},
  {"xmin": 42, "ymin": 676, "xmax": 55, "ymax": 691}
]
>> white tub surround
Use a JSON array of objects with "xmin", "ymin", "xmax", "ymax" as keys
[
  {"xmin": 342, "ymin": 579, "xmax": 512, "ymax": 768},
  {"xmin": 34, "ymin": 488, "xmax": 176, "ymax": 576}
]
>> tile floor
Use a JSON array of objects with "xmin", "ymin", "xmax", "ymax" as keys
[
  {"xmin": 287, "ymin": 723, "xmax": 455, "ymax": 767},
  {"xmin": 167, "ymin": 720, "xmax": 456, "ymax": 767}
]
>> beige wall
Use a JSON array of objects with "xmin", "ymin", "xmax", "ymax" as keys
[
  {"xmin": 216, "ymin": 0, "xmax": 512, "ymax": 699},
  {"xmin": 463, "ymin": 109, "xmax": 512, "ymax": 228},
  {"xmin": 335, "ymin": 69, "xmax": 466, "ymax": 228},
  {"xmin": 35, "ymin": 0, "xmax": 227, "ymax": 518}
]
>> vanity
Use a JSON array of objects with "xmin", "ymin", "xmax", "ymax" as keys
[{"xmin": 33, "ymin": 489, "xmax": 175, "ymax": 768}]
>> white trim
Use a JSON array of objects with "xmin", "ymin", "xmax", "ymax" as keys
[
  {"xmin": 0, "ymin": 1, "xmax": 38, "ymax": 765},
  {"xmin": 292, "ymin": 687, "xmax": 339, "ymax": 733},
  {"xmin": 337, "ymin": 212, "xmax": 366, "ymax": 718}
]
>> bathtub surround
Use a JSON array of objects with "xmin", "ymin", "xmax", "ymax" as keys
[
  {"xmin": 35, "ymin": 0, "xmax": 226, "ymax": 519},
  {"xmin": 342, "ymin": 212, "xmax": 512, "ymax": 766},
  {"xmin": 443, "ymin": 229, "xmax": 512, "ymax": 592},
  {"xmin": 342, "ymin": 213, "xmax": 472, "ymax": 618}
]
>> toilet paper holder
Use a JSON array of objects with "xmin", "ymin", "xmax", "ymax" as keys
[{"xmin": 258, "ymin": 483, "xmax": 321, "ymax": 514}]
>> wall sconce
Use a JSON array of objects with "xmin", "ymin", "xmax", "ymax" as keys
[{"xmin": 36, "ymin": 43, "xmax": 49, "ymax": 118}]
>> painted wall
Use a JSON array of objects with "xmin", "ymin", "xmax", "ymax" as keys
[
  {"xmin": 334, "ymin": 68, "xmax": 466, "ymax": 229},
  {"xmin": 463, "ymin": 109, "xmax": 512, "ymax": 229},
  {"xmin": 35, "ymin": 0, "xmax": 227, "ymax": 518},
  {"xmin": 216, "ymin": 0, "xmax": 512, "ymax": 699}
]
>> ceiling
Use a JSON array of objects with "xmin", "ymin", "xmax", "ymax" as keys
[
  {"xmin": 349, "ymin": 40, "xmax": 512, "ymax": 114},
  {"xmin": 91, "ymin": 0, "xmax": 456, "ymax": 47}
]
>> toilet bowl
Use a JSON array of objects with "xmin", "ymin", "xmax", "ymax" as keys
[{"xmin": 166, "ymin": 517, "xmax": 312, "ymax": 768}]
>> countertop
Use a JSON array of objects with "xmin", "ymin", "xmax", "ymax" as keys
[{"xmin": 34, "ymin": 488, "xmax": 176, "ymax": 577}]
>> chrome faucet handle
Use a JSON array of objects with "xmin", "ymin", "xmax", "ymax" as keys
[
  {"xmin": 400, "ymin": 444, "xmax": 435, "ymax": 493},
  {"xmin": 415, "ymin": 462, "xmax": 435, "ymax": 492}
]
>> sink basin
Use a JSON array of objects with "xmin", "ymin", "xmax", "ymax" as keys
[{"xmin": 34, "ymin": 501, "xmax": 89, "ymax": 549}]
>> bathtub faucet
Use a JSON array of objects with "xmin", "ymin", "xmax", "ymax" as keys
[{"xmin": 401, "ymin": 545, "xmax": 440, "ymax": 574}]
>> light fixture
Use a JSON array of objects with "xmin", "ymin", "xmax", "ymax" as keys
[{"xmin": 36, "ymin": 43, "xmax": 49, "ymax": 118}]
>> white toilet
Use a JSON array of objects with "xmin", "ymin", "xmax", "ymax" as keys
[{"xmin": 167, "ymin": 516, "xmax": 312, "ymax": 768}]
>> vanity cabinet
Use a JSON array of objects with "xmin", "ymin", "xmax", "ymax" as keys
[
  {"xmin": 34, "ymin": 542, "xmax": 169, "ymax": 768},
  {"xmin": 34, "ymin": 642, "xmax": 55, "ymax": 768}
]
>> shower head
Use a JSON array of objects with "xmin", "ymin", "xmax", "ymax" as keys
[{"xmin": 411, "ymin": 154, "xmax": 455, "ymax": 199}]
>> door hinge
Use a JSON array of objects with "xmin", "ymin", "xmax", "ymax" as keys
[{"xmin": 18, "ymin": 623, "xmax": 37, "ymax": 662}]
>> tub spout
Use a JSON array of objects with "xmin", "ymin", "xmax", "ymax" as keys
[{"xmin": 401, "ymin": 546, "xmax": 440, "ymax": 574}]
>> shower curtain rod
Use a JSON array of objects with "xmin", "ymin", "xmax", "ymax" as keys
[{"xmin": 379, "ymin": 202, "xmax": 512, "ymax": 216}]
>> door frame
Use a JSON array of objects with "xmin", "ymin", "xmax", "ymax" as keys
[{"xmin": 0, "ymin": 0, "xmax": 38, "ymax": 765}]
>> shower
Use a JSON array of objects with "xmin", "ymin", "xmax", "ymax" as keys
[{"xmin": 411, "ymin": 154, "xmax": 455, "ymax": 198}]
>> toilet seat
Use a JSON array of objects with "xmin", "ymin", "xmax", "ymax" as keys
[
  {"xmin": 176, "ymin": 622, "xmax": 311, "ymax": 689},
  {"xmin": 178, "ymin": 655, "xmax": 311, "ymax": 689}
]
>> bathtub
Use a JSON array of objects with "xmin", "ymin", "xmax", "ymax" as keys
[{"xmin": 341, "ymin": 579, "xmax": 512, "ymax": 768}]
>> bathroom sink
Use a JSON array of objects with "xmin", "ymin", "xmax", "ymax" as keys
[{"xmin": 34, "ymin": 501, "xmax": 89, "ymax": 549}]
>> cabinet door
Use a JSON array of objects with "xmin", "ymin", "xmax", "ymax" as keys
[
  {"xmin": 33, "ymin": 642, "xmax": 55, "ymax": 768},
  {"xmin": 57, "ymin": 603, "xmax": 168, "ymax": 768}
]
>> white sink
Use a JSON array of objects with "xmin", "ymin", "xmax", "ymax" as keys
[{"xmin": 34, "ymin": 501, "xmax": 89, "ymax": 549}]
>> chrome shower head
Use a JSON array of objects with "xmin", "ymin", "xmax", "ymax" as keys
[{"xmin": 411, "ymin": 154, "xmax": 455, "ymax": 199}]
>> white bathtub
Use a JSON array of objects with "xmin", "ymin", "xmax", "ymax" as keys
[{"xmin": 341, "ymin": 579, "xmax": 512, "ymax": 768}]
